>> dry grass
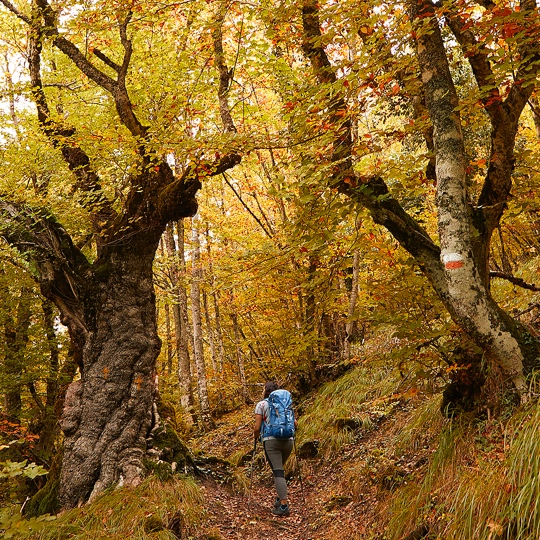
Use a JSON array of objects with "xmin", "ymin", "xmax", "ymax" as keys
[{"xmin": 29, "ymin": 476, "xmax": 204, "ymax": 540}]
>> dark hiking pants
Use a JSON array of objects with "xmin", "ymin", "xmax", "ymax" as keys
[{"xmin": 263, "ymin": 438, "xmax": 294, "ymax": 501}]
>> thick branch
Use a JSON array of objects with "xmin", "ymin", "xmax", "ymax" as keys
[
  {"xmin": 118, "ymin": 11, "xmax": 133, "ymax": 86},
  {"xmin": 300, "ymin": 0, "xmax": 440, "ymax": 270},
  {"xmin": 445, "ymin": 2, "xmax": 540, "ymax": 234},
  {"xmin": 27, "ymin": 22, "xmax": 117, "ymax": 235},
  {"xmin": 92, "ymin": 48, "xmax": 121, "ymax": 73},
  {"xmin": 32, "ymin": 0, "xmax": 148, "ymax": 139},
  {"xmin": 0, "ymin": 0, "xmax": 31, "ymax": 24},
  {"xmin": 0, "ymin": 200, "xmax": 89, "ymax": 365},
  {"xmin": 302, "ymin": 0, "xmax": 353, "ymax": 173},
  {"xmin": 212, "ymin": 4, "xmax": 237, "ymax": 133}
]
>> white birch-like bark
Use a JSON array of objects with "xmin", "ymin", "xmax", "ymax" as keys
[
  {"xmin": 164, "ymin": 225, "xmax": 194, "ymax": 413},
  {"xmin": 190, "ymin": 215, "xmax": 213, "ymax": 426},
  {"xmin": 410, "ymin": 0, "xmax": 526, "ymax": 392},
  {"xmin": 213, "ymin": 290, "xmax": 225, "ymax": 373},
  {"xmin": 202, "ymin": 290, "xmax": 218, "ymax": 373},
  {"xmin": 231, "ymin": 307, "xmax": 249, "ymax": 402}
]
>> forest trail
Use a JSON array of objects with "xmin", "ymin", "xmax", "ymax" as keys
[
  {"xmin": 193, "ymin": 448, "xmax": 379, "ymax": 540},
  {"xmin": 198, "ymin": 477, "xmax": 313, "ymax": 539},
  {"xmin": 190, "ymin": 405, "xmax": 424, "ymax": 539}
]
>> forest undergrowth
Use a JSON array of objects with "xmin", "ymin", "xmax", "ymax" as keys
[{"xmin": 6, "ymin": 355, "xmax": 540, "ymax": 540}]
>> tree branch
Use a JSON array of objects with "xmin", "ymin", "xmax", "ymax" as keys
[
  {"xmin": 222, "ymin": 173, "xmax": 273, "ymax": 238},
  {"xmin": 445, "ymin": 1, "xmax": 540, "ymax": 234},
  {"xmin": 27, "ymin": 20, "xmax": 117, "ymax": 235},
  {"xmin": 300, "ymin": 0, "xmax": 440, "ymax": 268},
  {"xmin": 0, "ymin": 0, "xmax": 30, "ymax": 24},
  {"xmin": 118, "ymin": 11, "xmax": 133, "ymax": 86},
  {"xmin": 212, "ymin": 4, "xmax": 237, "ymax": 133},
  {"xmin": 490, "ymin": 271, "xmax": 540, "ymax": 292},
  {"xmin": 0, "ymin": 200, "xmax": 89, "ymax": 365},
  {"xmin": 92, "ymin": 48, "xmax": 121, "ymax": 73}
]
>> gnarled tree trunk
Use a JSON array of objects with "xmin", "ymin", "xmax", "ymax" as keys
[{"xmin": 59, "ymin": 240, "xmax": 161, "ymax": 506}]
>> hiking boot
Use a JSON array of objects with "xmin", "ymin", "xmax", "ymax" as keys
[
  {"xmin": 273, "ymin": 497, "xmax": 281, "ymax": 510},
  {"xmin": 272, "ymin": 503, "xmax": 290, "ymax": 517}
]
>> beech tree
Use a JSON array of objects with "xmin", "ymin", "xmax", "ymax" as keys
[
  {"xmin": 0, "ymin": 0, "xmax": 239, "ymax": 508},
  {"xmin": 282, "ymin": 0, "xmax": 540, "ymax": 401}
]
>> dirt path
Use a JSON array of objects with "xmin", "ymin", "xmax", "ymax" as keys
[
  {"xmin": 189, "ymin": 408, "xmax": 397, "ymax": 539},
  {"xmin": 193, "ymin": 454, "xmax": 378, "ymax": 540},
  {"xmin": 197, "ymin": 477, "xmax": 313, "ymax": 540}
]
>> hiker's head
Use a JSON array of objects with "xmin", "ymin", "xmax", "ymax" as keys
[{"xmin": 263, "ymin": 381, "xmax": 279, "ymax": 398}]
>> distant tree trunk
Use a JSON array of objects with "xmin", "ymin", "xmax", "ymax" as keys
[
  {"xmin": 190, "ymin": 215, "xmax": 213, "ymax": 428},
  {"xmin": 203, "ymin": 290, "xmax": 218, "ymax": 373},
  {"xmin": 3, "ymin": 287, "xmax": 31, "ymax": 423},
  {"xmin": 30, "ymin": 300, "xmax": 77, "ymax": 461},
  {"xmin": 164, "ymin": 224, "xmax": 194, "ymax": 415},
  {"xmin": 231, "ymin": 308, "xmax": 249, "ymax": 403},
  {"xmin": 160, "ymin": 240, "xmax": 174, "ymax": 375},
  {"xmin": 2, "ymin": 52, "xmax": 21, "ymax": 141},
  {"xmin": 344, "ymin": 250, "xmax": 360, "ymax": 361},
  {"xmin": 213, "ymin": 290, "xmax": 226, "ymax": 373},
  {"xmin": 304, "ymin": 256, "xmax": 319, "ymax": 383},
  {"xmin": 204, "ymin": 228, "xmax": 225, "ymax": 373},
  {"xmin": 529, "ymin": 94, "xmax": 540, "ymax": 140},
  {"xmin": 163, "ymin": 302, "xmax": 173, "ymax": 375}
]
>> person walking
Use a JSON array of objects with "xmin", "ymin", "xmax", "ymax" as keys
[{"xmin": 253, "ymin": 381, "xmax": 297, "ymax": 517}]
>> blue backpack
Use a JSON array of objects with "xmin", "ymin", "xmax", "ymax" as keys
[{"xmin": 262, "ymin": 389, "xmax": 295, "ymax": 440}]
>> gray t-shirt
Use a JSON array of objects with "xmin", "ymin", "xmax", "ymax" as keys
[{"xmin": 255, "ymin": 399, "xmax": 275, "ymax": 441}]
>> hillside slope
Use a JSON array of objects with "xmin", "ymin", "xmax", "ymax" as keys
[{"xmin": 16, "ymin": 361, "xmax": 540, "ymax": 540}]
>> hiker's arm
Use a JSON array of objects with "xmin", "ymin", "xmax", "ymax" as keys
[{"xmin": 254, "ymin": 413, "xmax": 263, "ymax": 441}]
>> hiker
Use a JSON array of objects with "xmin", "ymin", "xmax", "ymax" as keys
[{"xmin": 253, "ymin": 381, "xmax": 297, "ymax": 517}]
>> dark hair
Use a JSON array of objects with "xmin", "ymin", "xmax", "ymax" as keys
[{"xmin": 263, "ymin": 381, "xmax": 279, "ymax": 398}]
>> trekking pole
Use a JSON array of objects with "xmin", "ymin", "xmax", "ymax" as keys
[
  {"xmin": 247, "ymin": 438, "xmax": 257, "ymax": 510},
  {"xmin": 293, "ymin": 438, "xmax": 305, "ymax": 506}
]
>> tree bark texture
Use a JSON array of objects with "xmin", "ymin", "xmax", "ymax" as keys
[
  {"xmin": 59, "ymin": 245, "xmax": 160, "ymax": 506},
  {"xmin": 164, "ymin": 224, "xmax": 194, "ymax": 414},
  {"xmin": 344, "ymin": 250, "xmax": 360, "ymax": 361},
  {"xmin": 408, "ymin": 0, "xmax": 533, "ymax": 392},
  {"xmin": 231, "ymin": 309, "xmax": 249, "ymax": 403},
  {"xmin": 1, "ymin": 286, "xmax": 31, "ymax": 422}
]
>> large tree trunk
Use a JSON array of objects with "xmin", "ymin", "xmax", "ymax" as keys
[
  {"xmin": 0, "ymin": 0, "xmax": 240, "ymax": 510},
  {"xmin": 408, "ymin": 0, "xmax": 533, "ymax": 393},
  {"xmin": 59, "ymin": 242, "xmax": 160, "ymax": 507},
  {"xmin": 300, "ymin": 0, "xmax": 540, "ymax": 398}
]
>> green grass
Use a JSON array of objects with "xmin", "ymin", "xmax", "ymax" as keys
[
  {"xmin": 393, "ymin": 394, "xmax": 446, "ymax": 456},
  {"xmin": 384, "ymin": 397, "xmax": 540, "ymax": 540}
]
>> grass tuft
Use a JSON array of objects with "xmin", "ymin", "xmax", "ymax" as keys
[
  {"xmin": 298, "ymin": 364, "xmax": 400, "ymax": 456},
  {"xmin": 28, "ymin": 475, "xmax": 204, "ymax": 540}
]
